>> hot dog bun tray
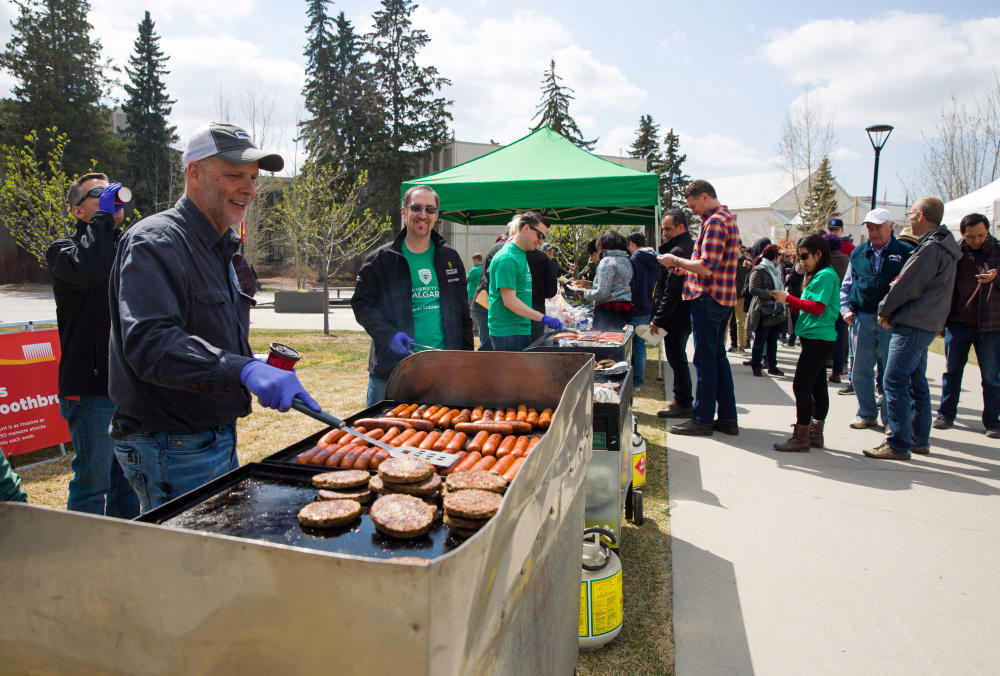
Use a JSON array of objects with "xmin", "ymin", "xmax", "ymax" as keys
[
  {"xmin": 134, "ymin": 462, "xmax": 461, "ymax": 559},
  {"xmin": 525, "ymin": 324, "xmax": 634, "ymax": 363},
  {"xmin": 0, "ymin": 351, "xmax": 593, "ymax": 675}
]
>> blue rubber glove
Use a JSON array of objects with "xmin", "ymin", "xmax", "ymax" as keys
[
  {"xmin": 541, "ymin": 315, "xmax": 563, "ymax": 331},
  {"xmin": 99, "ymin": 182, "xmax": 123, "ymax": 214},
  {"xmin": 390, "ymin": 331, "xmax": 414, "ymax": 355},
  {"xmin": 239, "ymin": 360, "xmax": 321, "ymax": 412}
]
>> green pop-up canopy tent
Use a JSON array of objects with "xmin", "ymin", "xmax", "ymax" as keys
[{"xmin": 400, "ymin": 127, "xmax": 659, "ymax": 226}]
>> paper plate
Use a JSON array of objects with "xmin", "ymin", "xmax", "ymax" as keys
[{"xmin": 635, "ymin": 323, "xmax": 664, "ymax": 346}]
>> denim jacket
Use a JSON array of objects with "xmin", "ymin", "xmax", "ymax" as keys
[{"xmin": 584, "ymin": 249, "xmax": 633, "ymax": 305}]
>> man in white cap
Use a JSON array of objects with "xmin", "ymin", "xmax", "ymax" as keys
[
  {"xmin": 107, "ymin": 122, "xmax": 320, "ymax": 512},
  {"xmin": 839, "ymin": 207, "xmax": 913, "ymax": 433}
]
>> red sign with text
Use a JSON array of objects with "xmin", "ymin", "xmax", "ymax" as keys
[{"xmin": 0, "ymin": 329, "xmax": 70, "ymax": 456}]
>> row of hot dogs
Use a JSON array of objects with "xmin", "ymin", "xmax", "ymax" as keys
[{"xmin": 294, "ymin": 402, "xmax": 555, "ymax": 482}]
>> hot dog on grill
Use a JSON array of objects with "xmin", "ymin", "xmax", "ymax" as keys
[
  {"xmin": 471, "ymin": 455, "xmax": 497, "ymax": 471},
  {"xmin": 466, "ymin": 430, "xmax": 489, "ymax": 454},
  {"xmin": 495, "ymin": 435, "xmax": 517, "ymax": 458},
  {"xmin": 454, "ymin": 421, "xmax": 531, "ymax": 435},
  {"xmin": 434, "ymin": 429, "xmax": 456, "ymax": 452},
  {"xmin": 491, "ymin": 454, "xmax": 517, "ymax": 475},
  {"xmin": 446, "ymin": 432, "xmax": 467, "ymax": 453},
  {"xmin": 482, "ymin": 433, "xmax": 503, "ymax": 456},
  {"xmin": 352, "ymin": 417, "xmax": 433, "ymax": 432},
  {"xmin": 353, "ymin": 447, "xmax": 379, "ymax": 470}
]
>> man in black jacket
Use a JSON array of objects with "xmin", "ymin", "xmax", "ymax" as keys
[
  {"xmin": 352, "ymin": 185, "xmax": 473, "ymax": 406},
  {"xmin": 650, "ymin": 209, "xmax": 695, "ymax": 418},
  {"xmin": 47, "ymin": 172, "xmax": 138, "ymax": 518}
]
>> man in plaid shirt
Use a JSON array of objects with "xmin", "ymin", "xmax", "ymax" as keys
[{"xmin": 657, "ymin": 179, "xmax": 742, "ymax": 435}]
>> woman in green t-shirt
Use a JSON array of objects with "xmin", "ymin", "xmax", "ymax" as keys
[{"xmin": 769, "ymin": 233, "xmax": 840, "ymax": 452}]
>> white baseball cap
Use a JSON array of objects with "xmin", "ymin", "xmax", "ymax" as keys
[
  {"xmin": 181, "ymin": 122, "xmax": 283, "ymax": 172},
  {"xmin": 863, "ymin": 208, "xmax": 892, "ymax": 225}
]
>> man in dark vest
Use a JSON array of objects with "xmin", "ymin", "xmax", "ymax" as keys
[{"xmin": 839, "ymin": 208, "xmax": 912, "ymax": 430}]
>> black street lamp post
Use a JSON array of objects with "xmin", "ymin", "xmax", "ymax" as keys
[{"xmin": 866, "ymin": 124, "xmax": 894, "ymax": 210}]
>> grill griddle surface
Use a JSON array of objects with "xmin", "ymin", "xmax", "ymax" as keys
[{"xmin": 159, "ymin": 473, "xmax": 463, "ymax": 559}]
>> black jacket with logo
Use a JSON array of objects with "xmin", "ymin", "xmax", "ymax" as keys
[
  {"xmin": 651, "ymin": 231, "xmax": 695, "ymax": 334},
  {"xmin": 46, "ymin": 211, "xmax": 119, "ymax": 396},
  {"xmin": 352, "ymin": 228, "xmax": 474, "ymax": 379}
]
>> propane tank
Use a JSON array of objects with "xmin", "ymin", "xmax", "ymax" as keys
[
  {"xmin": 579, "ymin": 527, "xmax": 623, "ymax": 649},
  {"xmin": 631, "ymin": 413, "xmax": 646, "ymax": 489}
]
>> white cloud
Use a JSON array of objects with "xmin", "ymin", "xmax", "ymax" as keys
[
  {"xmin": 91, "ymin": 0, "xmax": 257, "ymax": 27},
  {"xmin": 594, "ymin": 125, "xmax": 635, "ymax": 157},
  {"xmin": 680, "ymin": 132, "xmax": 773, "ymax": 174},
  {"xmin": 762, "ymin": 12, "xmax": 1000, "ymax": 138},
  {"xmin": 830, "ymin": 146, "xmax": 861, "ymax": 163},
  {"xmin": 415, "ymin": 7, "xmax": 644, "ymax": 144},
  {"xmin": 660, "ymin": 28, "xmax": 686, "ymax": 49}
]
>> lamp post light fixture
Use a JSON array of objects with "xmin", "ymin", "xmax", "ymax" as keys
[{"xmin": 866, "ymin": 124, "xmax": 894, "ymax": 210}]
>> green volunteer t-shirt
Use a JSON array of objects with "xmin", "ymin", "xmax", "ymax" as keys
[
  {"xmin": 466, "ymin": 264, "xmax": 482, "ymax": 300},
  {"xmin": 795, "ymin": 265, "xmax": 839, "ymax": 341},
  {"xmin": 402, "ymin": 242, "xmax": 445, "ymax": 350},
  {"xmin": 488, "ymin": 241, "xmax": 532, "ymax": 337}
]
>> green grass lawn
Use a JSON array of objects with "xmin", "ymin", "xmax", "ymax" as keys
[{"xmin": 16, "ymin": 328, "xmax": 676, "ymax": 675}]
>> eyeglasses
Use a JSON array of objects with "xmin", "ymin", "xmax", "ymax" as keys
[
  {"xmin": 407, "ymin": 204, "xmax": 438, "ymax": 214},
  {"xmin": 797, "ymin": 251, "xmax": 810, "ymax": 260},
  {"xmin": 528, "ymin": 224, "xmax": 546, "ymax": 241},
  {"xmin": 75, "ymin": 186, "xmax": 103, "ymax": 206}
]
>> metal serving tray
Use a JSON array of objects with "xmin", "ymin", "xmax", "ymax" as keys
[{"xmin": 525, "ymin": 325, "xmax": 634, "ymax": 363}]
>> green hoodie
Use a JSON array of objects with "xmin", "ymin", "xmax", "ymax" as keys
[{"xmin": 0, "ymin": 452, "xmax": 28, "ymax": 502}]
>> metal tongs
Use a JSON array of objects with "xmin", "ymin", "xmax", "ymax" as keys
[{"xmin": 291, "ymin": 398, "xmax": 459, "ymax": 467}]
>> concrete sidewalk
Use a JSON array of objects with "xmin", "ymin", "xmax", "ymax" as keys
[
  {"xmin": 0, "ymin": 285, "xmax": 363, "ymax": 332},
  {"xmin": 668, "ymin": 341, "xmax": 999, "ymax": 675}
]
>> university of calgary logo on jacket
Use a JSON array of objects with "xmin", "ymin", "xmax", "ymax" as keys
[{"xmin": 419, "ymin": 268, "xmax": 433, "ymax": 284}]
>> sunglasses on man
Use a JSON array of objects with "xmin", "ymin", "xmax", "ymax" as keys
[
  {"xmin": 407, "ymin": 204, "xmax": 438, "ymax": 214},
  {"xmin": 528, "ymin": 224, "xmax": 546, "ymax": 241},
  {"xmin": 75, "ymin": 186, "xmax": 104, "ymax": 206}
]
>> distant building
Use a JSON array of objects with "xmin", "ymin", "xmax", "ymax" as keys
[{"xmin": 706, "ymin": 170, "xmax": 908, "ymax": 246}]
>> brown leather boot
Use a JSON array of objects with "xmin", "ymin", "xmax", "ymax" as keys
[
  {"xmin": 774, "ymin": 423, "xmax": 811, "ymax": 452},
  {"xmin": 809, "ymin": 419, "xmax": 825, "ymax": 448}
]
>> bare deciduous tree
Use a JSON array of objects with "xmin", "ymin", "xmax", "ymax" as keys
[{"xmin": 775, "ymin": 90, "xmax": 836, "ymax": 218}]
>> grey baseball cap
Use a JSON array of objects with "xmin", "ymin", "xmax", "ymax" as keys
[{"xmin": 181, "ymin": 122, "xmax": 283, "ymax": 172}]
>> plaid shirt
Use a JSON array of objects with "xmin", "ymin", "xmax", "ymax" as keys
[{"xmin": 682, "ymin": 204, "xmax": 741, "ymax": 306}]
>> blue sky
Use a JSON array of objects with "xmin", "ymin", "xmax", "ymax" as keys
[{"xmin": 2, "ymin": 0, "xmax": 998, "ymax": 206}]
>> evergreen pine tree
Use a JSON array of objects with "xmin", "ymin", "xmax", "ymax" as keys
[
  {"xmin": 0, "ymin": 0, "xmax": 122, "ymax": 174},
  {"xmin": 122, "ymin": 11, "xmax": 179, "ymax": 216},
  {"xmin": 531, "ymin": 59, "xmax": 596, "ymax": 150},
  {"xmin": 660, "ymin": 128, "xmax": 690, "ymax": 211},
  {"xmin": 300, "ymin": 0, "xmax": 336, "ymax": 165},
  {"xmin": 366, "ymin": 0, "xmax": 452, "ymax": 233},
  {"xmin": 629, "ymin": 114, "xmax": 663, "ymax": 171},
  {"xmin": 800, "ymin": 157, "xmax": 839, "ymax": 233}
]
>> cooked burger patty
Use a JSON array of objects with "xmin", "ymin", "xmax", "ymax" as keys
[
  {"xmin": 318, "ymin": 486, "xmax": 373, "ymax": 503},
  {"xmin": 443, "ymin": 512, "xmax": 491, "ymax": 530},
  {"xmin": 312, "ymin": 469, "xmax": 370, "ymax": 490},
  {"xmin": 297, "ymin": 500, "xmax": 362, "ymax": 528},
  {"xmin": 378, "ymin": 456, "xmax": 434, "ymax": 485},
  {"xmin": 444, "ymin": 470, "xmax": 507, "ymax": 494},
  {"xmin": 443, "ymin": 489, "xmax": 503, "ymax": 520},
  {"xmin": 370, "ymin": 494, "xmax": 436, "ymax": 539}
]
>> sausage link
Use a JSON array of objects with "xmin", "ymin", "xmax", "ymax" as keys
[
  {"xmin": 352, "ymin": 417, "xmax": 433, "ymax": 432},
  {"xmin": 471, "ymin": 406, "xmax": 485, "ymax": 422},
  {"xmin": 319, "ymin": 428, "xmax": 348, "ymax": 446},
  {"xmin": 380, "ymin": 427, "xmax": 401, "ymax": 444},
  {"xmin": 452, "ymin": 451, "xmax": 482, "ymax": 473},
  {"xmin": 466, "ymin": 430, "xmax": 489, "ymax": 454},
  {"xmin": 323, "ymin": 449, "xmax": 347, "ymax": 467},
  {"xmin": 502, "ymin": 457, "xmax": 525, "ymax": 481},
  {"xmin": 371, "ymin": 449, "xmax": 390, "ymax": 468},
  {"xmin": 495, "ymin": 435, "xmax": 517, "ymax": 458},
  {"xmin": 526, "ymin": 408, "xmax": 539, "ymax": 427},
  {"xmin": 434, "ymin": 429, "xmax": 456, "ymax": 452},
  {"xmin": 309, "ymin": 448, "xmax": 334, "ymax": 466},
  {"xmin": 511, "ymin": 436, "xmax": 530, "ymax": 458},
  {"xmin": 538, "ymin": 408, "xmax": 554, "ymax": 429},
  {"xmin": 445, "ymin": 432, "xmax": 468, "ymax": 453},
  {"xmin": 454, "ymin": 421, "xmax": 531, "ymax": 435},
  {"xmin": 389, "ymin": 428, "xmax": 419, "ymax": 447},
  {"xmin": 339, "ymin": 448, "xmax": 364, "ymax": 468},
  {"xmin": 388, "ymin": 403, "xmax": 409, "ymax": 417},
  {"xmin": 295, "ymin": 444, "xmax": 325, "ymax": 464},
  {"xmin": 471, "ymin": 455, "xmax": 497, "ymax": 471},
  {"xmin": 482, "ymin": 433, "xmax": 503, "ymax": 457},
  {"xmin": 516, "ymin": 404, "xmax": 528, "ymax": 423},
  {"xmin": 400, "ymin": 403, "xmax": 419, "ymax": 418},
  {"xmin": 404, "ymin": 431, "xmax": 428, "ymax": 448},
  {"xmin": 481, "ymin": 409, "xmax": 495, "ymax": 421},
  {"xmin": 353, "ymin": 447, "xmax": 379, "ymax": 470},
  {"xmin": 419, "ymin": 431, "xmax": 442, "ymax": 450},
  {"xmin": 421, "ymin": 405, "xmax": 441, "ymax": 421},
  {"xmin": 505, "ymin": 408, "xmax": 517, "ymax": 422},
  {"xmin": 525, "ymin": 437, "xmax": 541, "ymax": 455},
  {"xmin": 452, "ymin": 409, "xmax": 472, "ymax": 426},
  {"xmin": 441, "ymin": 450, "xmax": 469, "ymax": 475},
  {"xmin": 491, "ymin": 455, "xmax": 517, "ymax": 475},
  {"xmin": 437, "ymin": 408, "xmax": 459, "ymax": 428}
]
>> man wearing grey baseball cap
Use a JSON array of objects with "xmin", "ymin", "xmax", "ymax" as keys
[{"xmin": 107, "ymin": 122, "xmax": 320, "ymax": 513}]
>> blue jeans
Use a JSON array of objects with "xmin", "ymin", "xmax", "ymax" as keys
[
  {"xmin": 664, "ymin": 328, "xmax": 693, "ymax": 408},
  {"xmin": 850, "ymin": 313, "xmax": 891, "ymax": 422},
  {"xmin": 593, "ymin": 306, "xmax": 632, "ymax": 332},
  {"xmin": 491, "ymin": 334, "xmax": 531, "ymax": 352},
  {"xmin": 366, "ymin": 374, "xmax": 389, "ymax": 408},
  {"xmin": 884, "ymin": 325, "xmax": 936, "ymax": 453},
  {"xmin": 690, "ymin": 296, "xmax": 737, "ymax": 424},
  {"xmin": 630, "ymin": 315, "xmax": 650, "ymax": 388},
  {"xmin": 940, "ymin": 322, "xmax": 1000, "ymax": 429},
  {"xmin": 751, "ymin": 322, "xmax": 780, "ymax": 370},
  {"xmin": 473, "ymin": 303, "xmax": 492, "ymax": 350},
  {"xmin": 60, "ymin": 395, "xmax": 138, "ymax": 518},
  {"xmin": 114, "ymin": 423, "xmax": 238, "ymax": 513}
]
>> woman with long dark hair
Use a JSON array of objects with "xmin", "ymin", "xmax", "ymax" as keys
[
  {"xmin": 769, "ymin": 233, "xmax": 840, "ymax": 451},
  {"xmin": 747, "ymin": 243, "xmax": 786, "ymax": 377}
]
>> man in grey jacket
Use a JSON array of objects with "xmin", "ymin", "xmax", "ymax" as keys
[{"xmin": 863, "ymin": 197, "xmax": 960, "ymax": 460}]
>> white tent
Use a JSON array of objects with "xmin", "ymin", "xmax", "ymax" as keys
[{"xmin": 942, "ymin": 177, "xmax": 1000, "ymax": 234}]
